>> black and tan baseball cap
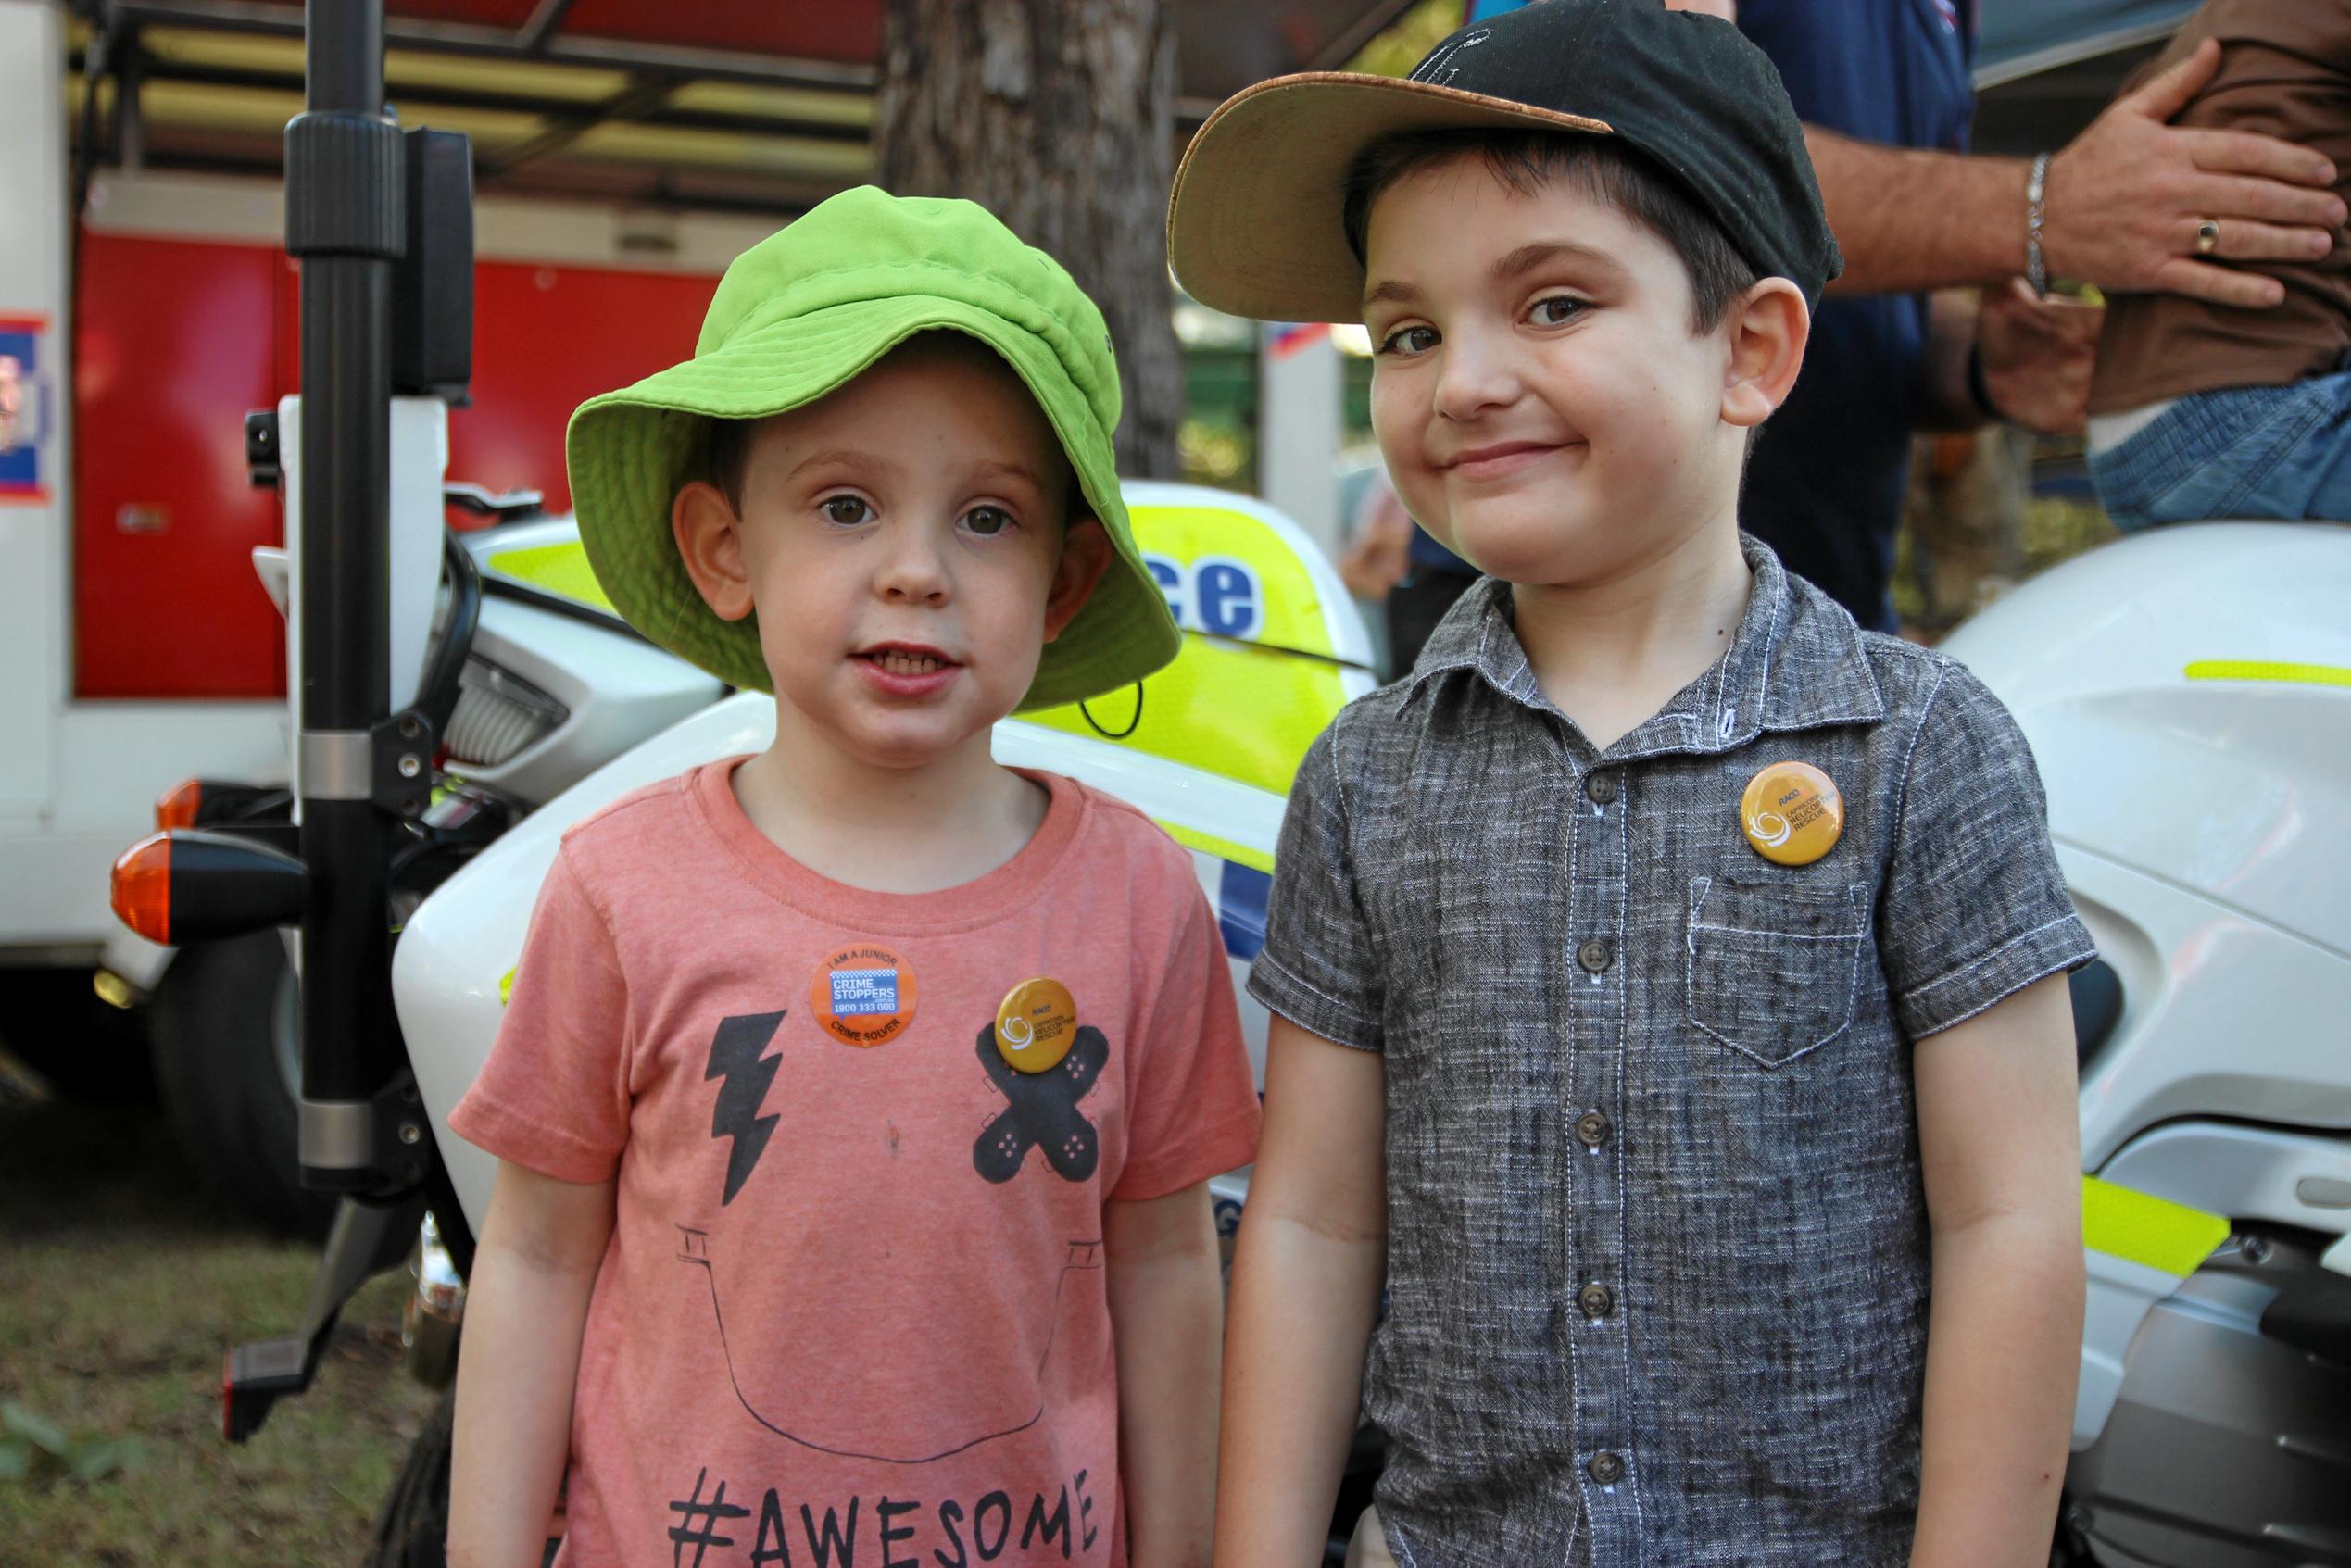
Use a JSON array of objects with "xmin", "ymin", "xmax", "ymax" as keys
[{"xmin": 1167, "ymin": 0, "xmax": 1842, "ymax": 324}]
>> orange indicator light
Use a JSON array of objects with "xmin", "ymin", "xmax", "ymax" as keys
[{"xmin": 110, "ymin": 833, "xmax": 173, "ymax": 946}]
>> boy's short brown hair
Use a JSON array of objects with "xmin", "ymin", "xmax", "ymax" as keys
[{"xmin": 1340, "ymin": 130, "xmax": 1759, "ymax": 333}]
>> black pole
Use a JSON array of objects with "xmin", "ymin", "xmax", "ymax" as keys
[{"xmin": 288, "ymin": 0, "xmax": 406, "ymax": 1189}]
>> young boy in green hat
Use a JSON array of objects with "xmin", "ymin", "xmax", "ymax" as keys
[
  {"xmin": 1169, "ymin": 3, "xmax": 2093, "ymax": 1565},
  {"xmin": 445, "ymin": 186, "xmax": 1259, "ymax": 1568}
]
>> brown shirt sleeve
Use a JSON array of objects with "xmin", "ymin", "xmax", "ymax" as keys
[{"xmin": 2089, "ymin": 0, "xmax": 2351, "ymax": 414}]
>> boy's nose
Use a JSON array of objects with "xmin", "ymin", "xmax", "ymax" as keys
[
  {"xmin": 874, "ymin": 521, "xmax": 952, "ymax": 604},
  {"xmin": 1432, "ymin": 328, "xmax": 1520, "ymax": 424}
]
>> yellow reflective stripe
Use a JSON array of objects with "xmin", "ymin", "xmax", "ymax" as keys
[
  {"xmin": 1025, "ymin": 635, "xmax": 1347, "ymax": 797},
  {"xmin": 2081, "ymin": 1174, "xmax": 2229, "ymax": 1277},
  {"xmin": 2183, "ymin": 659, "xmax": 2351, "ymax": 689},
  {"xmin": 484, "ymin": 541, "xmax": 615, "ymax": 613},
  {"xmin": 1160, "ymin": 822, "xmax": 1276, "ymax": 875}
]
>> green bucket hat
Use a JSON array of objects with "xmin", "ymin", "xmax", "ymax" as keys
[{"xmin": 566, "ymin": 185, "xmax": 1180, "ymax": 711}]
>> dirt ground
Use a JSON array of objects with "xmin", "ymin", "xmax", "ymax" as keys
[{"xmin": 0, "ymin": 1079, "xmax": 441, "ymax": 1565}]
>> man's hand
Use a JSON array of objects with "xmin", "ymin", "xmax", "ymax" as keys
[
  {"xmin": 1338, "ymin": 482, "xmax": 1413, "ymax": 600},
  {"xmin": 1977, "ymin": 280, "xmax": 2104, "ymax": 435},
  {"xmin": 2045, "ymin": 37, "xmax": 2345, "ymax": 307}
]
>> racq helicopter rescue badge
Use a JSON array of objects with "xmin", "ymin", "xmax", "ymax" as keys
[
  {"xmin": 1740, "ymin": 760, "xmax": 1843, "ymax": 866},
  {"xmin": 809, "ymin": 945, "xmax": 918, "ymax": 1047},
  {"xmin": 995, "ymin": 977, "xmax": 1079, "ymax": 1074}
]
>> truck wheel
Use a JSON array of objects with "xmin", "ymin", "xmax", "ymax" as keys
[
  {"xmin": 369, "ymin": 1386, "xmax": 454, "ymax": 1568},
  {"xmin": 151, "ymin": 930, "xmax": 334, "ymax": 1236},
  {"xmin": 0, "ymin": 966, "xmax": 156, "ymax": 1101}
]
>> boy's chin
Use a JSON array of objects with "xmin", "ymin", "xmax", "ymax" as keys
[{"xmin": 774, "ymin": 690, "xmax": 1006, "ymax": 774}]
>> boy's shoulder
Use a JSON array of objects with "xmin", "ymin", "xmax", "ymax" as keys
[
  {"xmin": 1308, "ymin": 571, "xmax": 2032, "ymax": 792},
  {"xmin": 1846, "ymin": 623, "xmax": 2031, "ymax": 753},
  {"xmin": 1055, "ymin": 772, "xmax": 1200, "ymax": 888},
  {"xmin": 550, "ymin": 763, "xmax": 721, "ymax": 886}
]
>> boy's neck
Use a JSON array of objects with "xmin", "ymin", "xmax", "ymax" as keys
[
  {"xmin": 731, "ymin": 713, "xmax": 1049, "ymax": 895},
  {"xmin": 1507, "ymin": 513, "xmax": 1754, "ymax": 755}
]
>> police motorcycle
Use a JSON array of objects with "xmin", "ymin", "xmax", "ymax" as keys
[
  {"xmin": 105, "ymin": 11, "xmax": 2348, "ymax": 1566},
  {"xmin": 1939, "ymin": 523, "xmax": 2351, "ymax": 1568}
]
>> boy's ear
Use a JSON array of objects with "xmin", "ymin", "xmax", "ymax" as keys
[
  {"xmin": 1719, "ymin": 278, "xmax": 1810, "ymax": 431},
  {"xmin": 1041, "ymin": 517, "xmax": 1114, "ymax": 643},
  {"xmin": 672, "ymin": 480, "xmax": 756, "ymax": 623}
]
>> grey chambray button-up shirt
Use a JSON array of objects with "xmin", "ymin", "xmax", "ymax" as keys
[{"xmin": 1248, "ymin": 539, "xmax": 2095, "ymax": 1568}]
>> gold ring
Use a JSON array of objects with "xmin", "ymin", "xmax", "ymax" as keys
[{"xmin": 2194, "ymin": 218, "xmax": 2221, "ymax": 256}]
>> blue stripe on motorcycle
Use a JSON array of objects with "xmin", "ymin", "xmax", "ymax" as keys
[{"xmin": 1218, "ymin": 859, "xmax": 1271, "ymax": 962}]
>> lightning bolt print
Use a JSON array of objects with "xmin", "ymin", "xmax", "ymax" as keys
[{"xmin": 703, "ymin": 1010, "xmax": 785, "ymax": 1205}]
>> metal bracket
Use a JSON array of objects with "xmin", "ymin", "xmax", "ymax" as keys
[
  {"xmin": 371, "ymin": 708, "xmax": 436, "ymax": 819},
  {"xmin": 296, "ymin": 709, "xmax": 434, "ymax": 817},
  {"xmin": 299, "ymin": 1069, "xmax": 430, "ymax": 1186}
]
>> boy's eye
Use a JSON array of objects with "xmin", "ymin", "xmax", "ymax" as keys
[
  {"xmin": 1375, "ymin": 324, "xmax": 1440, "ymax": 358},
  {"xmin": 1529, "ymin": 295, "xmax": 1590, "ymax": 327},
  {"xmin": 819, "ymin": 495, "xmax": 872, "ymax": 527},
  {"xmin": 962, "ymin": 506, "xmax": 1015, "ymax": 537}
]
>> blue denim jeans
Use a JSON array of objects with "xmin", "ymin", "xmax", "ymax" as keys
[{"xmin": 2089, "ymin": 369, "xmax": 2351, "ymax": 533}]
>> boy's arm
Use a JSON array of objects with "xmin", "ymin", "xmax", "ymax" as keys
[
  {"xmin": 1215, "ymin": 1016, "xmax": 1388, "ymax": 1568},
  {"xmin": 1105, "ymin": 1181, "xmax": 1224, "ymax": 1568},
  {"xmin": 1908, "ymin": 974, "xmax": 2084, "ymax": 1568},
  {"xmin": 448, "ymin": 1160, "xmax": 617, "ymax": 1568}
]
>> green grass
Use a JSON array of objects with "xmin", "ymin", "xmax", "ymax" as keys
[{"xmin": 0, "ymin": 1098, "xmax": 442, "ymax": 1565}]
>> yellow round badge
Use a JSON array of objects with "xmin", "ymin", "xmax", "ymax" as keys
[
  {"xmin": 1740, "ymin": 760, "xmax": 1844, "ymax": 866},
  {"xmin": 995, "ymin": 977, "xmax": 1078, "ymax": 1074},
  {"xmin": 809, "ymin": 945, "xmax": 918, "ymax": 1047}
]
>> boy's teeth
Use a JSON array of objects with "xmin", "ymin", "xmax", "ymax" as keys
[{"xmin": 875, "ymin": 650, "xmax": 941, "ymax": 674}]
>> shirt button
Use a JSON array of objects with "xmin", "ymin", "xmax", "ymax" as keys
[
  {"xmin": 1588, "ymin": 1450, "xmax": 1625, "ymax": 1485},
  {"xmin": 1578, "ymin": 1282, "xmax": 1616, "ymax": 1319},
  {"xmin": 1577, "ymin": 939, "xmax": 1613, "ymax": 973},
  {"xmin": 1575, "ymin": 1110, "xmax": 1612, "ymax": 1148},
  {"xmin": 1584, "ymin": 771, "xmax": 1619, "ymax": 805}
]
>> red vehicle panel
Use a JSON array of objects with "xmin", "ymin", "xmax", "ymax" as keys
[
  {"xmin": 79, "ymin": 232, "xmax": 720, "ymax": 699},
  {"xmin": 73, "ymin": 232, "xmax": 287, "ymax": 698},
  {"xmin": 453, "ymin": 260, "xmax": 716, "ymax": 517}
]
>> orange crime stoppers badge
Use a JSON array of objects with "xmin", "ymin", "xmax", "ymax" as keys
[
  {"xmin": 994, "ymin": 977, "xmax": 1079, "ymax": 1074},
  {"xmin": 809, "ymin": 945, "xmax": 918, "ymax": 1047},
  {"xmin": 1740, "ymin": 760, "xmax": 1844, "ymax": 866}
]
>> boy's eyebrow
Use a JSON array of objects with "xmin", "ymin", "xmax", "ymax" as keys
[
  {"xmin": 1362, "ymin": 240, "xmax": 1628, "ymax": 310},
  {"xmin": 787, "ymin": 446, "xmax": 899, "ymax": 482},
  {"xmin": 970, "ymin": 458, "xmax": 1050, "ymax": 493},
  {"xmin": 1492, "ymin": 240, "xmax": 1628, "ymax": 282}
]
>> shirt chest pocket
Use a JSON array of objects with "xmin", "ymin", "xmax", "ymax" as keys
[{"xmin": 1685, "ymin": 874, "xmax": 1870, "ymax": 1068}]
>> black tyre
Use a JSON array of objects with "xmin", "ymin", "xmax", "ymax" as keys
[
  {"xmin": 0, "ymin": 965, "xmax": 156, "ymax": 1101},
  {"xmin": 150, "ymin": 929, "xmax": 335, "ymax": 1236},
  {"xmin": 369, "ymin": 1386, "xmax": 454, "ymax": 1568}
]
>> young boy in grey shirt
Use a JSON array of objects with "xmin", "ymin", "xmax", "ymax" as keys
[{"xmin": 1168, "ymin": 3, "xmax": 2096, "ymax": 1563}]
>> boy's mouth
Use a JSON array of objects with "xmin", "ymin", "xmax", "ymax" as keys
[
  {"xmin": 854, "ymin": 643, "xmax": 962, "ymax": 676},
  {"xmin": 1441, "ymin": 438, "xmax": 1574, "ymax": 476}
]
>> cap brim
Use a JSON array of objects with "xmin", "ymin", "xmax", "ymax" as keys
[
  {"xmin": 1169, "ymin": 72, "xmax": 1615, "ymax": 325},
  {"xmin": 566, "ymin": 295, "xmax": 1179, "ymax": 711}
]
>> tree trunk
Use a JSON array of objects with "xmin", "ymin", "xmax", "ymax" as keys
[{"xmin": 874, "ymin": 0, "xmax": 1182, "ymax": 479}]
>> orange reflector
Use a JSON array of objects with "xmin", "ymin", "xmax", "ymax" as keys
[
  {"xmin": 156, "ymin": 778, "xmax": 205, "ymax": 831},
  {"xmin": 110, "ymin": 834, "xmax": 172, "ymax": 946}
]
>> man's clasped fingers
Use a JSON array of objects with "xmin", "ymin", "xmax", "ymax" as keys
[
  {"xmin": 2149, "ymin": 256, "xmax": 2291, "ymax": 310},
  {"xmin": 2183, "ymin": 125, "xmax": 2338, "ymax": 191},
  {"xmin": 2177, "ymin": 210, "xmax": 2336, "ymax": 266},
  {"xmin": 2184, "ymin": 168, "xmax": 2346, "ymax": 238}
]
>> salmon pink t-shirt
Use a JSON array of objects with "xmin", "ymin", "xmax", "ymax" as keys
[{"xmin": 450, "ymin": 760, "xmax": 1260, "ymax": 1568}]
